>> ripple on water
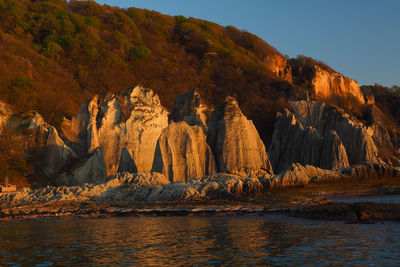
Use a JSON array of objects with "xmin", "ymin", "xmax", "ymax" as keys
[{"xmin": 0, "ymin": 215, "xmax": 400, "ymax": 265}]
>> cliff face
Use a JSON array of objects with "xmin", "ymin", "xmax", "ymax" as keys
[
  {"xmin": 208, "ymin": 97, "xmax": 273, "ymax": 176},
  {"xmin": 170, "ymin": 89, "xmax": 212, "ymax": 131},
  {"xmin": 152, "ymin": 122, "xmax": 216, "ymax": 182},
  {"xmin": 312, "ymin": 66, "xmax": 365, "ymax": 104},
  {"xmin": 269, "ymin": 100, "xmax": 378, "ymax": 173},
  {"xmin": 268, "ymin": 109, "xmax": 349, "ymax": 172},
  {"xmin": 45, "ymin": 87, "xmax": 271, "ymax": 185},
  {"xmin": 63, "ymin": 85, "xmax": 169, "ymax": 174},
  {"xmin": 266, "ymin": 54, "xmax": 293, "ymax": 83}
]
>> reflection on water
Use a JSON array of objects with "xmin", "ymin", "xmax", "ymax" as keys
[
  {"xmin": 330, "ymin": 194, "xmax": 400, "ymax": 204},
  {"xmin": 0, "ymin": 215, "xmax": 400, "ymax": 265}
]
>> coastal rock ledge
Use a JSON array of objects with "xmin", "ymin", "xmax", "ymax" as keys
[{"xmin": 1, "ymin": 163, "xmax": 398, "ymax": 207}]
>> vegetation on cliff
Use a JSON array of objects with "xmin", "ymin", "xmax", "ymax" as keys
[{"xmin": 0, "ymin": 0, "xmax": 399, "ymax": 186}]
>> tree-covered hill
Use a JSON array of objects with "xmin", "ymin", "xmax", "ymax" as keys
[{"xmin": 0, "ymin": 0, "xmax": 293, "ymax": 134}]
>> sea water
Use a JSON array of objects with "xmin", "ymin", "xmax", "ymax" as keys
[{"xmin": 0, "ymin": 215, "xmax": 400, "ymax": 266}]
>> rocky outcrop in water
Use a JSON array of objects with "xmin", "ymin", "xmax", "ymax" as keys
[
  {"xmin": 269, "ymin": 100, "xmax": 379, "ymax": 172},
  {"xmin": 207, "ymin": 97, "xmax": 273, "ymax": 176}
]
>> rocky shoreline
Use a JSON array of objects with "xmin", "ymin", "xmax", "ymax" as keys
[{"xmin": 2, "ymin": 189, "xmax": 400, "ymax": 223}]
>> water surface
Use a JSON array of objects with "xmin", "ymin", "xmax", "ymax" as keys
[
  {"xmin": 0, "ymin": 215, "xmax": 399, "ymax": 266},
  {"xmin": 330, "ymin": 194, "xmax": 400, "ymax": 204}
]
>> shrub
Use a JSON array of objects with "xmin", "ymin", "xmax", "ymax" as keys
[{"xmin": 129, "ymin": 45, "xmax": 151, "ymax": 61}]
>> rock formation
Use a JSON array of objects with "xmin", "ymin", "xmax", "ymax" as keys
[
  {"xmin": 152, "ymin": 121, "xmax": 216, "ymax": 182},
  {"xmin": 269, "ymin": 100, "xmax": 378, "ymax": 173},
  {"xmin": 165, "ymin": 90, "xmax": 272, "ymax": 179},
  {"xmin": 312, "ymin": 66, "xmax": 365, "ymax": 104},
  {"xmin": 268, "ymin": 109, "xmax": 349, "ymax": 172},
  {"xmin": 265, "ymin": 54, "xmax": 293, "ymax": 83},
  {"xmin": 170, "ymin": 89, "xmax": 212, "ymax": 131},
  {"xmin": 207, "ymin": 97, "xmax": 273, "ymax": 176},
  {"xmin": 1, "ymin": 163, "xmax": 398, "ymax": 206},
  {"xmin": 36, "ymin": 126, "xmax": 77, "ymax": 177},
  {"xmin": 55, "ymin": 148, "xmax": 107, "ymax": 186},
  {"xmin": 63, "ymin": 85, "xmax": 169, "ymax": 175}
]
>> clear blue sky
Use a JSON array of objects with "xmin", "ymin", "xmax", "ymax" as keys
[{"xmin": 97, "ymin": 0, "xmax": 400, "ymax": 87}]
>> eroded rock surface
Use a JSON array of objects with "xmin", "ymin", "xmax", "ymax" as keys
[
  {"xmin": 55, "ymin": 148, "xmax": 107, "ymax": 186},
  {"xmin": 207, "ymin": 97, "xmax": 273, "ymax": 176},
  {"xmin": 312, "ymin": 66, "xmax": 365, "ymax": 104},
  {"xmin": 152, "ymin": 121, "xmax": 216, "ymax": 182},
  {"xmin": 170, "ymin": 89, "xmax": 212, "ymax": 131},
  {"xmin": 1, "ymin": 163, "xmax": 398, "ymax": 207},
  {"xmin": 64, "ymin": 85, "xmax": 169, "ymax": 175},
  {"xmin": 269, "ymin": 100, "xmax": 378, "ymax": 172}
]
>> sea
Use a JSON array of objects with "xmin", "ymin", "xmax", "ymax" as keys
[{"xmin": 1, "ymin": 197, "xmax": 400, "ymax": 266}]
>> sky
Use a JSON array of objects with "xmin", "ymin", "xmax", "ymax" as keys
[{"xmin": 97, "ymin": 0, "xmax": 400, "ymax": 87}]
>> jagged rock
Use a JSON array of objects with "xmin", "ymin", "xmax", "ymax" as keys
[
  {"xmin": 152, "ymin": 121, "xmax": 216, "ymax": 182},
  {"xmin": 207, "ymin": 97, "xmax": 273, "ymax": 176},
  {"xmin": 39, "ymin": 126, "xmax": 77, "ymax": 177},
  {"xmin": 117, "ymin": 148, "xmax": 137, "ymax": 173},
  {"xmin": 268, "ymin": 163, "xmax": 337, "ymax": 189},
  {"xmin": 2, "ymin": 163, "xmax": 398, "ymax": 206},
  {"xmin": 312, "ymin": 65, "xmax": 365, "ymax": 104},
  {"xmin": 289, "ymin": 100, "xmax": 378, "ymax": 164},
  {"xmin": 63, "ymin": 85, "xmax": 169, "ymax": 175},
  {"xmin": 269, "ymin": 109, "xmax": 349, "ymax": 172},
  {"xmin": 55, "ymin": 148, "xmax": 107, "ymax": 186},
  {"xmin": 170, "ymin": 89, "xmax": 212, "ymax": 130},
  {"xmin": 266, "ymin": 54, "xmax": 293, "ymax": 83},
  {"xmin": 320, "ymin": 130, "xmax": 349, "ymax": 169}
]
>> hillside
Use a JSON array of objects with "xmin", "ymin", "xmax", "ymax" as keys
[
  {"xmin": 0, "ymin": 0, "xmax": 292, "ymax": 130},
  {"xmin": 0, "ymin": 0, "xmax": 399, "ymax": 186}
]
